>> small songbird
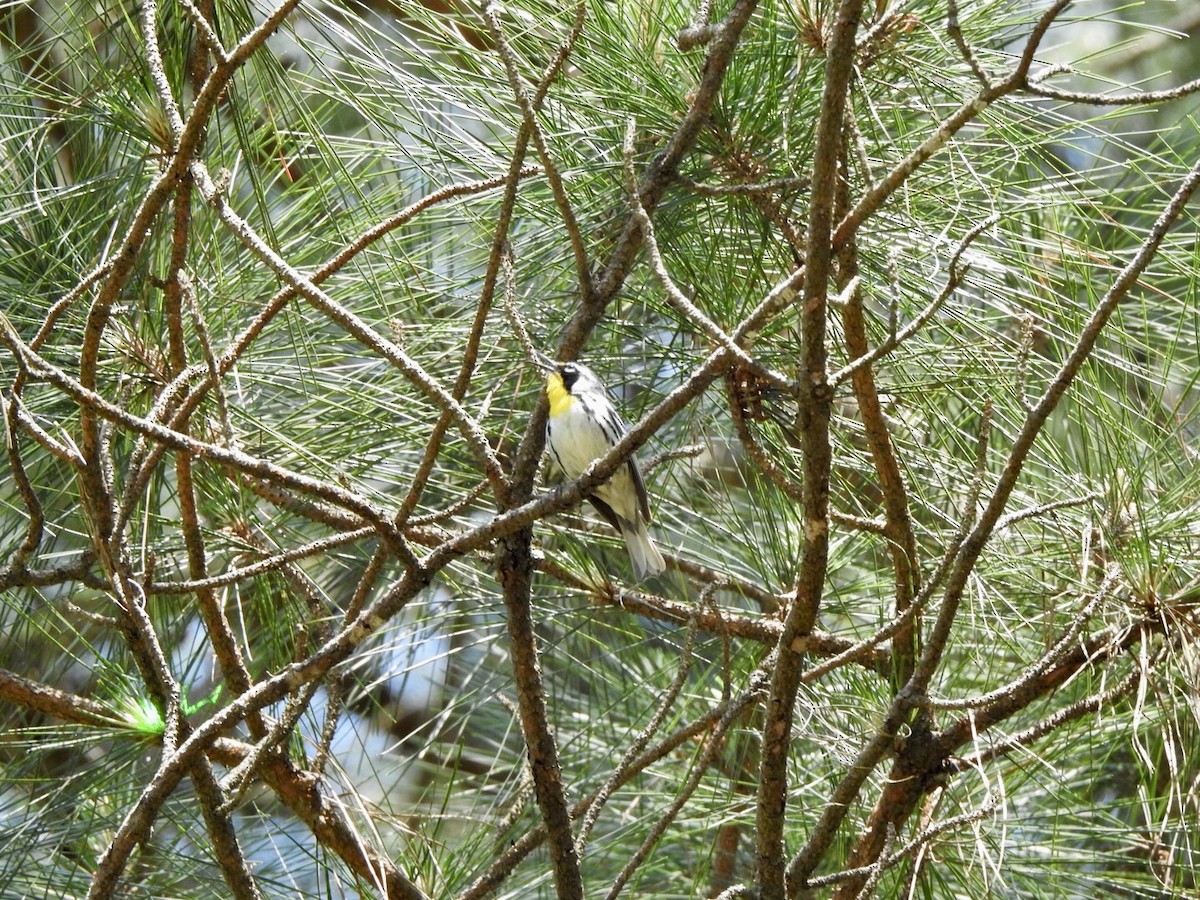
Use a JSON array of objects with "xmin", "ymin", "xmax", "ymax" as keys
[{"xmin": 542, "ymin": 361, "xmax": 666, "ymax": 580}]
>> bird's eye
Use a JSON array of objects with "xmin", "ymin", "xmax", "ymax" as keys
[{"xmin": 559, "ymin": 364, "xmax": 579, "ymax": 391}]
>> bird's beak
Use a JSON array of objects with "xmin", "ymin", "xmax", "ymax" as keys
[{"xmin": 532, "ymin": 351, "xmax": 558, "ymax": 372}]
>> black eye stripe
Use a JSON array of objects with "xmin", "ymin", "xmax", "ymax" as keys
[{"xmin": 559, "ymin": 364, "xmax": 580, "ymax": 391}]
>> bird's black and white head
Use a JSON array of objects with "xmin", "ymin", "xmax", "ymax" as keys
[
  {"xmin": 544, "ymin": 360, "xmax": 606, "ymax": 417},
  {"xmin": 556, "ymin": 362, "xmax": 604, "ymax": 396}
]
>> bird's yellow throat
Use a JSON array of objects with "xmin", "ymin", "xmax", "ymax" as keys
[{"xmin": 546, "ymin": 373, "xmax": 575, "ymax": 417}]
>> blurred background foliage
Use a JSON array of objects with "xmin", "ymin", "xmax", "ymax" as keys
[{"xmin": 2, "ymin": 0, "xmax": 1200, "ymax": 897}]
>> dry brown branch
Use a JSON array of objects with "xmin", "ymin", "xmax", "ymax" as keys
[
  {"xmin": 834, "ymin": 158, "xmax": 918, "ymax": 690},
  {"xmin": 602, "ymin": 588, "xmax": 889, "ymax": 674},
  {"xmin": 923, "ymin": 568, "xmax": 1119, "ymax": 711},
  {"xmin": 946, "ymin": 0, "xmax": 991, "ymax": 88},
  {"xmin": 956, "ymin": 668, "xmax": 1142, "ymax": 769},
  {"xmin": 1024, "ymin": 75, "xmax": 1200, "ymax": 106},
  {"xmin": 758, "ymin": 2, "xmax": 862, "ymax": 895},
  {"xmin": 0, "ymin": 668, "xmax": 123, "ymax": 728}
]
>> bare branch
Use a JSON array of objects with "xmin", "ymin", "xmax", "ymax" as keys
[
  {"xmin": 957, "ymin": 668, "xmax": 1141, "ymax": 769},
  {"xmin": 946, "ymin": 0, "xmax": 991, "ymax": 89},
  {"xmin": 759, "ymin": 0, "xmax": 862, "ymax": 892},
  {"xmin": 178, "ymin": 0, "xmax": 229, "ymax": 63},
  {"xmin": 997, "ymin": 493, "xmax": 1101, "ymax": 530},
  {"xmin": 1024, "ymin": 75, "xmax": 1200, "ymax": 106},
  {"xmin": 141, "ymin": 0, "xmax": 184, "ymax": 140},
  {"xmin": 806, "ymin": 801, "xmax": 997, "ymax": 889},
  {"xmin": 832, "ymin": 0, "xmax": 1071, "ymax": 251},
  {"xmin": 584, "ymin": 0, "xmax": 762, "ymax": 330},
  {"xmin": 0, "ymin": 668, "xmax": 123, "ymax": 728},
  {"xmin": 148, "ymin": 527, "xmax": 375, "ymax": 595},
  {"xmin": 677, "ymin": 0, "xmax": 717, "ymax": 50}
]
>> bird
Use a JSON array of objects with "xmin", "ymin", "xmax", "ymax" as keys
[{"xmin": 541, "ymin": 360, "xmax": 666, "ymax": 580}]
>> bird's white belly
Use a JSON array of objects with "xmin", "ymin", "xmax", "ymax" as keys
[{"xmin": 549, "ymin": 403, "xmax": 640, "ymax": 522}]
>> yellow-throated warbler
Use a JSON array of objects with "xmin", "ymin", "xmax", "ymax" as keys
[{"xmin": 542, "ymin": 361, "xmax": 666, "ymax": 580}]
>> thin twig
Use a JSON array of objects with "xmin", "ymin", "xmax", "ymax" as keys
[
  {"xmin": 625, "ymin": 119, "xmax": 791, "ymax": 392},
  {"xmin": 0, "ymin": 667, "xmax": 123, "ymax": 728},
  {"xmin": 142, "ymin": 0, "xmax": 184, "ymax": 140},
  {"xmin": 923, "ymin": 568, "xmax": 1120, "ymax": 711},
  {"xmin": 832, "ymin": 0, "xmax": 1071, "ymax": 251},
  {"xmin": 219, "ymin": 678, "xmax": 323, "ymax": 812},
  {"xmin": 576, "ymin": 584, "xmax": 710, "ymax": 853},
  {"xmin": 483, "ymin": 1, "xmax": 592, "ymax": 305},
  {"xmin": 5, "ymin": 395, "xmax": 83, "ymax": 464},
  {"xmin": 725, "ymin": 368, "xmax": 805, "ymax": 504},
  {"xmin": 641, "ymin": 442, "xmax": 705, "ymax": 475},
  {"xmin": 606, "ymin": 667, "xmax": 769, "ymax": 899},
  {"xmin": 603, "ymin": 587, "xmax": 890, "ymax": 672},
  {"xmin": 208, "ymin": 739, "xmax": 428, "ymax": 898},
  {"xmin": 26, "ymin": 260, "xmax": 113, "ymax": 354},
  {"xmin": 830, "ymin": 214, "xmax": 997, "ymax": 387},
  {"xmin": 833, "ymin": 126, "xmax": 922, "ymax": 690},
  {"xmin": 946, "ymin": 0, "xmax": 991, "ymax": 89},
  {"xmin": 500, "ymin": 244, "xmax": 541, "ymax": 365},
  {"xmin": 179, "ymin": 270, "xmax": 237, "ymax": 446},
  {"xmin": 675, "ymin": 174, "xmax": 810, "ymax": 196},
  {"xmin": 910, "ymin": 154, "xmax": 1200, "ymax": 695},
  {"xmin": 806, "ymin": 801, "xmax": 997, "ymax": 888},
  {"xmin": 583, "ymin": 0, "xmax": 763, "ymax": 341},
  {"xmin": 996, "ymin": 493, "xmax": 1101, "ymax": 530},
  {"xmin": 189, "ymin": 159, "xmax": 506, "ymax": 500},
  {"xmin": 178, "ymin": 0, "xmax": 229, "ymax": 63},
  {"xmin": 159, "ymin": 167, "xmax": 266, "ymax": 743},
  {"xmin": 957, "ymin": 668, "xmax": 1141, "ymax": 769},
  {"xmin": 189, "ymin": 755, "xmax": 263, "ymax": 900},
  {"xmin": 1024, "ymin": 75, "xmax": 1200, "ymax": 106},
  {"xmin": 677, "ymin": 0, "xmax": 717, "ymax": 50},
  {"xmin": 148, "ymin": 527, "xmax": 375, "ymax": 595},
  {"xmin": 0, "ymin": 391, "xmax": 45, "ymax": 572}
]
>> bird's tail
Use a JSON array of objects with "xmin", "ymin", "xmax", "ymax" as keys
[{"xmin": 620, "ymin": 517, "xmax": 666, "ymax": 580}]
